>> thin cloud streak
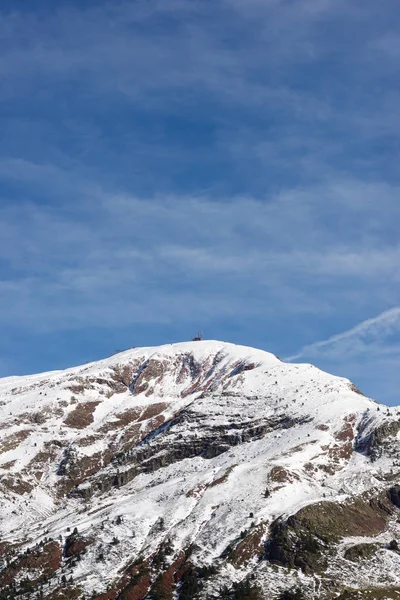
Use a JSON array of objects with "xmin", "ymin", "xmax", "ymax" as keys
[{"xmin": 285, "ymin": 307, "xmax": 400, "ymax": 361}]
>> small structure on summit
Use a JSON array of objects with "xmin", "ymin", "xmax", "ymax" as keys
[{"xmin": 192, "ymin": 332, "xmax": 203, "ymax": 341}]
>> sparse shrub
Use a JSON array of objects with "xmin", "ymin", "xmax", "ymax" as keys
[
  {"xmin": 389, "ymin": 539, "xmax": 399, "ymax": 551},
  {"xmin": 278, "ymin": 588, "xmax": 305, "ymax": 600},
  {"xmin": 219, "ymin": 577, "xmax": 263, "ymax": 599},
  {"xmin": 179, "ymin": 569, "xmax": 202, "ymax": 600}
]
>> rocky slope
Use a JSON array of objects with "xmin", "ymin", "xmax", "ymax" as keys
[{"xmin": 1, "ymin": 340, "xmax": 400, "ymax": 599}]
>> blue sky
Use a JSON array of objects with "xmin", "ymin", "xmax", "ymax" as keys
[{"xmin": 0, "ymin": 0, "xmax": 399, "ymax": 404}]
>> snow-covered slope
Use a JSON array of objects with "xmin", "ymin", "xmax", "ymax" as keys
[{"xmin": 1, "ymin": 341, "xmax": 400, "ymax": 600}]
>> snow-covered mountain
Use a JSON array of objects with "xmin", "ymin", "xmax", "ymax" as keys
[{"xmin": 1, "ymin": 340, "xmax": 400, "ymax": 600}]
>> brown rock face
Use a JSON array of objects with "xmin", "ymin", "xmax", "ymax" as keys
[
  {"xmin": 64, "ymin": 401, "xmax": 100, "ymax": 429},
  {"xmin": 63, "ymin": 532, "xmax": 92, "ymax": 558},
  {"xmin": 269, "ymin": 465, "xmax": 295, "ymax": 484},
  {"xmin": 118, "ymin": 570, "xmax": 151, "ymax": 600},
  {"xmin": 0, "ymin": 540, "xmax": 62, "ymax": 589},
  {"xmin": 229, "ymin": 524, "xmax": 267, "ymax": 567},
  {"xmin": 92, "ymin": 590, "xmax": 119, "ymax": 600}
]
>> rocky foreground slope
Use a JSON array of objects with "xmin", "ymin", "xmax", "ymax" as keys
[{"xmin": 1, "ymin": 340, "xmax": 400, "ymax": 600}]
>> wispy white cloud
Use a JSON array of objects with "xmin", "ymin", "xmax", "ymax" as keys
[
  {"xmin": 285, "ymin": 307, "xmax": 400, "ymax": 361},
  {"xmin": 0, "ymin": 0, "xmax": 395, "ymax": 126},
  {"xmin": 0, "ymin": 0, "xmax": 398, "ymax": 212},
  {"xmin": 0, "ymin": 160, "xmax": 399, "ymax": 334}
]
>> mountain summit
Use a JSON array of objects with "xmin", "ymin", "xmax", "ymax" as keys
[{"xmin": 1, "ymin": 340, "xmax": 400, "ymax": 599}]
